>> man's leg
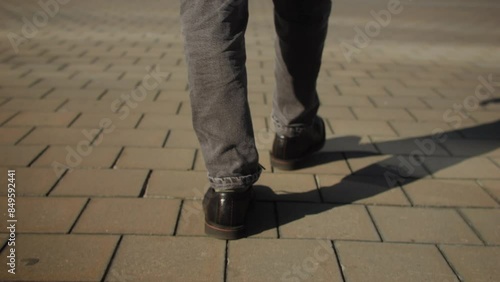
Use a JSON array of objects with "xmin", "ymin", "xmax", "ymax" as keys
[
  {"xmin": 272, "ymin": 0, "xmax": 332, "ymax": 136},
  {"xmin": 180, "ymin": 0, "xmax": 261, "ymax": 239},
  {"xmin": 270, "ymin": 0, "xmax": 332, "ymax": 170},
  {"xmin": 180, "ymin": 0, "xmax": 261, "ymax": 191}
]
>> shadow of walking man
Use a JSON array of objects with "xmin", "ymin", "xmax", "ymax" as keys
[{"xmin": 247, "ymin": 120, "xmax": 500, "ymax": 237}]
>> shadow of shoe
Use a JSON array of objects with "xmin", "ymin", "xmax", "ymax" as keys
[{"xmin": 245, "ymin": 120, "xmax": 500, "ymax": 237}]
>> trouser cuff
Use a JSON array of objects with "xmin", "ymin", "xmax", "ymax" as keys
[{"xmin": 208, "ymin": 165, "xmax": 263, "ymax": 191}]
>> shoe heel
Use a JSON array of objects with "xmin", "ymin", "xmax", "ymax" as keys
[
  {"xmin": 205, "ymin": 222, "xmax": 245, "ymax": 240},
  {"xmin": 270, "ymin": 156, "xmax": 300, "ymax": 171}
]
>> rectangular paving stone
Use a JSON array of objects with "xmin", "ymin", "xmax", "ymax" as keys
[
  {"xmin": 402, "ymin": 179, "xmax": 498, "ymax": 207},
  {"xmin": 346, "ymin": 154, "xmax": 430, "ymax": 178},
  {"xmin": 146, "ymin": 170, "xmax": 208, "ymax": 199},
  {"xmin": 51, "ymin": 168, "xmax": 148, "ymax": 197},
  {"xmin": 116, "ymin": 147, "xmax": 195, "ymax": 170},
  {"xmin": 369, "ymin": 206, "xmax": 481, "ymax": 244},
  {"xmin": 407, "ymin": 109, "xmax": 451, "ymax": 122},
  {"xmin": 389, "ymin": 121, "xmax": 460, "ymax": 138},
  {"xmin": 320, "ymin": 96, "xmax": 373, "ymax": 107},
  {"xmin": 440, "ymin": 139, "xmax": 500, "ymax": 157},
  {"xmin": 155, "ymin": 90, "xmax": 190, "ymax": 102},
  {"xmin": 0, "ymin": 145, "xmax": 46, "ymax": 166},
  {"xmin": 73, "ymin": 198, "xmax": 180, "ymax": 235},
  {"xmin": 36, "ymin": 78, "xmax": 89, "ymax": 88},
  {"xmin": 84, "ymin": 78, "xmax": 140, "ymax": 89},
  {"xmin": 460, "ymin": 208, "xmax": 500, "ymax": 245},
  {"xmin": 70, "ymin": 113, "xmax": 142, "ymax": 128},
  {"xmin": 98, "ymin": 128, "xmax": 168, "ymax": 147},
  {"xmin": 352, "ymin": 107, "xmax": 414, "ymax": 121},
  {"xmin": 371, "ymin": 136, "xmax": 450, "ymax": 156},
  {"xmin": 0, "ymin": 78, "xmax": 39, "ymax": 88},
  {"xmin": 0, "ymin": 111, "xmax": 17, "ymax": 124},
  {"xmin": 33, "ymin": 145, "xmax": 122, "ymax": 169},
  {"xmin": 138, "ymin": 114, "xmax": 193, "ymax": 129},
  {"xmin": 329, "ymin": 120, "xmax": 397, "ymax": 136},
  {"xmin": 386, "ymin": 86, "xmax": 440, "ymax": 97},
  {"xmin": 5, "ymin": 112, "xmax": 79, "ymax": 127},
  {"xmin": 58, "ymin": 100, "xmax": 117, "ymax": 113},
  {"xmin": 402, "ymin": 79, "xmax": 448, "ymax": 88},
  {"xmin": 371, "ymin": 97, "xmax": 428, "ymax": 108},
  {"xmin": 278, "ymin": 203, "xmax": 379, "ymax": 240},
  {"xmin": 0, "ymin": 167, "xmax": 61, "ymax": 195},
  {"xmin": 421, "ymin": 97, "xmax": 464, "ymax": 109},
  {"xmin": 317, "ymin": 175, "xmax": 410, "ymax": 205},
  {"xmin": 273, "ymin": 152, "xmax": 351, "ymax": 175},
  {"xmin": 336, "ymin": 85, "xmax": 388, "ymax": 96},
  {"xmin": 20, "ymin": 127, "xmax": 100, "ymax": 145},
  {"xmin": 440, "ymin": 245, "xmax": 500, "ymax": 282},
  {"xmin": 228, "ymin": 239, "xmax": 342, "ymax": 282},
  {"xmin": 125, "ymin": 101, "xmax": 180, "ymax": 114},
  {"xmin": 0, "ymin": 87, "xmax": 52, "ymax": 98},
  {"xmin": 254, "ymin": 173, "xmax": 320, "ymax": 202},
  {"xmin": 336, "ymin": 241, "xmax": 459, "ymax": 282},
  {"xmin": 423, "ymin": 157, "xmax": 500, "ymax": 179},
  {"xmin": 0, "ymin": 197, "xmax": 87, "ymax": 233},
  {"xmin": 0, "ymin": 98, "xmax": 66, "ymax": 112},
  {"xmin": 0, "ymin": 234, "xmax": 119, "ymax": 282},
  {"xmin": 317, "ymin": 106, "xmax": 356, "ymax": 120},
  {"xmin": 99, "ymin": 89, "xmax": 157, "ymax": 101},
  {"xmin": 106, "ymin": 236, "xmax": 224, "ymax": 282},
  {"xmin": 44, "ymin": 89, "xmax": 105, "ymax": 100},
  {"xmin": 164, "ymin": 129, "xmax": 199, "ymax": 148},
  {"xmin": 0, "ymin": 127, "xmax": 32, "ymax": 145}
]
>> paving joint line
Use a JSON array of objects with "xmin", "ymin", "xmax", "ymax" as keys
[
  {"xmin": 40, "ymin": 87, "xmax": 56, "ymax": 99},
  {"xmin": 364, "ymin": 205, "xmax": 384, "ymax": 242},
  {"xmin": 99, "ymin": 235, "xmax": 124, "ymax": 282},
  {"xmin": 161, "ymin": 130, "xmax": 171, "ymax": 148},
  {"xmin": 96, "ymin": 89, "xmax": 108, "ymax": 100},
  {"xmin": 455, "ymin": 208, "xmax": 488, "ymax": 246},
  {"xmin": 109, "ymin": 147, "xmax": 125, "ymax": 169},
  {"xmin": 138, "ymin": 170, "xmax": 153, "ymax": 198},
  {"xmin": 273, "ymin": 201, "xmax": 281, "ymax": 239},
  {"xmin": 172, "ymin": 200, "xmax": 184, "ymax": 236},
  {"xmin": 0, "ymin": 111, "xmax": 20, "ymax": 127},
  {"xmin": 53, "ymin": 99, "xmax": 69, "ymax": 112},
  {"xmin": 223, "ymin": 240, "xmax": 229, "ymax": 282},
  {"xmin": 66, "ymin": 112, "xmax": 82, "ymax": 128},
  {"xmin": 67, "ymin": 197, "xmax": 91, "ymax": 234},
  {"xmin": 27, "ymin": 144, "xmax": 50, "ymax": 167},
  {"xmin": 14, "ymin": 126, "xmax": 37, "ymax": 145},
  {"xmin": 331, "ymin": 241, "xmax": 347, "ymax": 282},
  {"xmin": 435, "ymin": 244, "xmax": 464, "ymax": 282}
]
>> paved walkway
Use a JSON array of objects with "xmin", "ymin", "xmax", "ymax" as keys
[{"xmin": 0, "ymin": 0, "xmax": 499, "ymax": 281}]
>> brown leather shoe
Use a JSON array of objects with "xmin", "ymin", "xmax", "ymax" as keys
[
  {"xmin": 203, "ymin": 187, "xmax": 254, "ymax": 240},
  {"xmin": 271, "ymin": 116, "xmax": 326, "ymax": 170}
]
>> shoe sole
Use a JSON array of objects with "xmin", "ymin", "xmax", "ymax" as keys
[{"xmin": 205, "ymin": 222, "xmax": 246, "ymax": 240}]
